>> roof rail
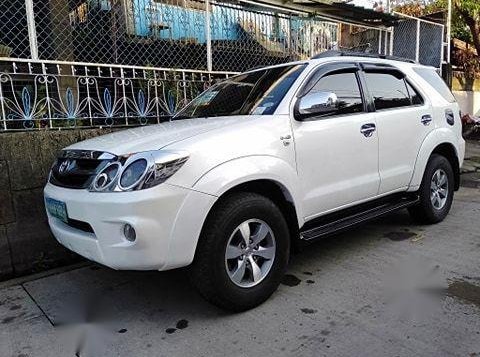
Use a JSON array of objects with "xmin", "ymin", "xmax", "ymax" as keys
[{"xmin": 312, "ymin": 50, "xmax": 416, "ymax": 64}]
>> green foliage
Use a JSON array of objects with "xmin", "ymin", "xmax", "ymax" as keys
[
  {"xmin": 394, "ymin": 0, "xmax": 478, "ymax": 47},
  {"xmin": 452, "ymin": 43, "xmax": 480, "ymax": 77},
  {"xmin": 451, "ymin": 11, "xmax": 472, "ymax": 43},
  {"xmin": 455, "ymin": 0, "xmax": 480, "ymax": 17},
  {"xmin": 454, "ymin": 0, "xmax": 480, "ymax": 57}
]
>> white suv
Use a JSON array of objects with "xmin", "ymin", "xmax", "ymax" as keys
[{"xmin": 44, "ymin": 53, "xmax": 465, "ymax": 311}]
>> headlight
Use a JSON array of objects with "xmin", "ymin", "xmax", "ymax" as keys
[
  {"xmin": 92, "ymin": 162, "xmax": 121, "ymax": 191},
  {"xmin": 89, "ymin": 150, "xmax": 188, "ymax": 192},
  {"xmin": 118, "ymin": 159, "xmax": 148, "ymax": 190},
  {"xmin": 142, "ymin": 155, "xmax": 189, "ymax": 189}
]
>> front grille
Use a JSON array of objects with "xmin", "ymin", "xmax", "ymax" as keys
[{"xmin": 49, "ymin": 150, "xmax": 117, "ymax": 189}]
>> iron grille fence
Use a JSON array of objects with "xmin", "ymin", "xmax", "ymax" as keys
[
  {"xmin": 1, "ymin": 1, "xmax": 31, "ymax": 59},
  {"xmin": 0, "ymin": 1, "xmax": 446, "ymax": 132},
  {"xmin": 338, "ymin": 23, "xmax": 392, "ymax": 55},
  {"xmin": 0, "ymin": 0, "xmax": 338, "ymax": 71},
  {"xmin": 0, "ymin": 58, "xmax": 233, "ymax": 131},
  {"xmin": 392, "ymin": 12, "xmax": 445, "ymax": 68},
  {"xmin": 1, "ymin": 0, "xmax": 373, "ymax": 72}
]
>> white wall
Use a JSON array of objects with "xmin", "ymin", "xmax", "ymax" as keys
[{"xmin": 453, "ymin": 91, "xmax": 480, "ymax": 116}]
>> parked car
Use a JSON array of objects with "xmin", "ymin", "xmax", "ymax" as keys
[{"xmin": 44, "ymin": 52, "xmax": 465, "ymax": 311}]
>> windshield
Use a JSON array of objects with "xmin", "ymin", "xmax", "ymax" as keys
[{"xmin": 173, "ymin": 64, "xmax": 305, "ymax": 120}]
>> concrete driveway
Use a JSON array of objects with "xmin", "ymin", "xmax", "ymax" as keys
[{"xmin": 1, "ymin": 188, "xmax": 480, "ymax": 357}]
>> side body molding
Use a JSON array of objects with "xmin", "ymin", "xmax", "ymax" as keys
[{"xmin": 407, "ymin": 128, "xmax": 464, "ymax": 191}]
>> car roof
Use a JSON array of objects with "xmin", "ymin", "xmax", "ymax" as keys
[{"xmin": 243, "ymin": 56, "xmax": 432, "ymax": 74}]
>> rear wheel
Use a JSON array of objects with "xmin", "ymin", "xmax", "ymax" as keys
[
  {"xmin": 408, "ymin": 154, "xmax": 454, "ymax": 224},
  {"xmin": 190, "ymin": 192, "xmax": 290, "ymax": 311}
]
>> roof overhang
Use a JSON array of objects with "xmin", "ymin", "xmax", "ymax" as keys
[{"xmin": 241, "ymin": 0, "xmax": 400, "ymax": 28}]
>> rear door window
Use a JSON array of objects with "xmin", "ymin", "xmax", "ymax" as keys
[
  {"xmin": 405, "ymin": 81, "xmax": 424, "ymax": 105},
  {"xmin": 364, "ymin": 72, "xmax": 412, "ymax": 110}
]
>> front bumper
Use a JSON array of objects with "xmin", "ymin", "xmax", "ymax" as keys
[{"xmin": 44, "ymin": 182, "xmax": 216, "ymax": 271}]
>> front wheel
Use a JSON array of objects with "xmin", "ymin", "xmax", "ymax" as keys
[
  {"xmin": 408, "ymin": 154, "xmax": 454, "ymax": 224},
  {"xmin": 189, "ymin": 192, "xmax": 290, "ymax": 311}
]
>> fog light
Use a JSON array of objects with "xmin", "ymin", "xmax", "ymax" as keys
[{"xmin": 123, "ymin": 224, "xmax": 136, "ymax": 242}]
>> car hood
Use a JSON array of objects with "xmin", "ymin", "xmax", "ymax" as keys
[{"xmin": 65, "ymin": 117, "xmax": 248, "ymax": 155}]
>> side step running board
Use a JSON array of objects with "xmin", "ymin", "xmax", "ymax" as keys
[{"xmin": 300, "ymin": 195, "xmax": 419, "ymax": 241}]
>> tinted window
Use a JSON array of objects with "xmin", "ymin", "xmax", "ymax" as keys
[
  {"xmin": 308, "ymin": 71, "xmax": 364, "ymax": 117},
  {"xmin": 365, "ymin": 72, "xmax": 411, "ymax": 110},
  {"xmin": 413, "ymin": 67, "xmax": 456, "ymax": 103},
  {"xmin": 406, "ymin": 81, "xmax": 424, "ymax": 105},
  {"xmin": 173, "ymin": 64, "xmax": 305, "ymax": 119}
]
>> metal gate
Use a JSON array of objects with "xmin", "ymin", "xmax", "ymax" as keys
[{"xmin": 0, "ymin": 1, "xmax": 446, "ymax": 132}]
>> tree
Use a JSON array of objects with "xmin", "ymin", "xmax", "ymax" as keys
[{"xmin": 454, "ymin": 0, "xmax": 480, "ymax": 56}]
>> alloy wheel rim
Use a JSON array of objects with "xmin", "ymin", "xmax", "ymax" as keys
[
  {"xmin": 225, "ymin": 219, "xmax": 276, "ymax": 288},
  {"xmin": 430, "ymin": 168, "xmax": 448, "ymax": 210}
]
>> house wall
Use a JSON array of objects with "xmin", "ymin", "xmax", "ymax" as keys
[
  {"xmin": 453, "ymin": 91, "xmax": 480, "ymax": 116},
  {"xmin": 452, "ymin": 75, "xmax": 480, "ymax": 116},
  {"xmin": 0, "ymin": 128, "xmax": 116, "ymax": 280}
]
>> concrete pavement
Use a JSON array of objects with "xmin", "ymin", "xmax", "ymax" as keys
[
  {"xmin": 1, "ymin": 188, "xmax": 480, "ymax": 357},
  {"xmin": 462, "ymin": 140, "xmax": 480, "ymax": 188}
]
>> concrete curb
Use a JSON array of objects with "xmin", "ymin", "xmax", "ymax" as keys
[
  {"xmin": 0, "ymin": 261, "xmax": 90, "ymax": 289},
  {"xmin": 461, "ymin": 172, "xmax": 480, "ymax": 189}
]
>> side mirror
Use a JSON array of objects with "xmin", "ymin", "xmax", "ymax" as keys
[{"xmin": 295, "ymin": 91, "xmax": 339, "ymax": 120}]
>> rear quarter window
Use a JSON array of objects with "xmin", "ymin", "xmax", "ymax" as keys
[{"xmin": 413, "ymin": 67, "xmax": 456, "ymax": 103}]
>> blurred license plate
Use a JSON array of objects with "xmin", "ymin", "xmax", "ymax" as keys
[{"xmin": 45, "ymin": 198, "xmax": 68, "ymax": 223}]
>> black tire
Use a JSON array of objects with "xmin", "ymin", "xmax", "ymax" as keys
[
  {"xmin": 189, "ymin": 192, "xmax": 290, "ymax": 312},
  {"xmin": 408, "ymin": 154, "xmax": 454, "ymax": 224}
]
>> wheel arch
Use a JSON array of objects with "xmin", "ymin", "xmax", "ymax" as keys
[
  {"xmin": 409, "ymin": 129, "xmax": 462, "ymax": 191},
  {"xmin": 192, "ymin": 155, "xmax": 304, "ymax": 225},
  {"xmin": 184, "ymin": 156, "xmax": 304, "ymax": 266},
  {"xmin": 163, "ymin": 177, "xmax": 301, "ymax": 271},
  {"xmin": 207, "ymin": 179, "xmax": 301, "ymax": 248},
  {"xmin": 431, "ymin": 143, "xmax": 460, "ymax": 190}
]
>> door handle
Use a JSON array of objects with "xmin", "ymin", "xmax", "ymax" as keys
[
  {"xmin": 421, "ymin": 114, "xmax": 432, "ymax": 126},
  {"xmin": 360, "ymin": 123, "xmax": 376, "ymax": 137}
]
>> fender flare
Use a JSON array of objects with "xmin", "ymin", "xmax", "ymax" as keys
[
  {"xmin": 163, "ymin": 156, "xmax": 303, "ymax": 269},
  {"xmin": 408, "ymin": 128, "xmax": 461, "ymax": 191},
  {"xmin": 193, "ymin": 155, "xmax": 304, "ymax": 226}
]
